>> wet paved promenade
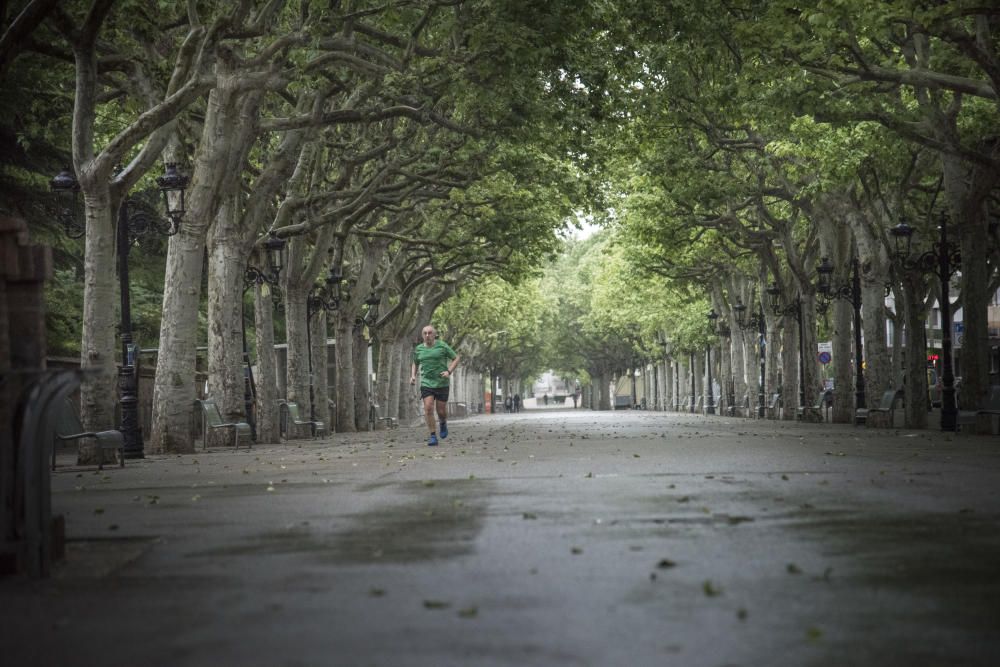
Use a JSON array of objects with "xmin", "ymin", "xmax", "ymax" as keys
[{"xmin": 4, "ymin": 408, "xmax": 1000, "ymax": 666}]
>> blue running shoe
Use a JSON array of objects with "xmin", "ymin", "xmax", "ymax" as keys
[
  {"xmin": 428, "ymin": 433, "xmax": 438, "ymax": 446},
  {"xmin": 439, "ymin": 422, "xmax": 448, "ymax": 439}
]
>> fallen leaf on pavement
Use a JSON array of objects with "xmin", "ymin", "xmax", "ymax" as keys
[
  {"xmin": 702, "ymin": 580, "xmax": 722, "ymax": 596},
  {"xmin": 423, "ymin": 600, "xmax": 450, "ymax": 610}
]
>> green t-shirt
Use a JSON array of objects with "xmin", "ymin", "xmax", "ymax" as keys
[{"xmin": 412, "ymin": 340, "xmax": 457, "ymax": 388}]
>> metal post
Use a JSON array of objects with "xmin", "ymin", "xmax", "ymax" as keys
[
  {"xmin": 117, "ymin": 201, "xmax": 143, "ymax": 459},
  {"xmin": 241, "ymin": 301, "xmax": 257, "ymax": 440},
  {"xmin": 851, "ymin": 257, "xmax": 866, "ymax": 410},
  {"xmin": 674, "ymin": 359, "xmax": 680, "ymax": 411},
  {"xmin": 757, "ymin": 315, "xmax": 766, "ymax": 419},
  {"xmin": 938, "ymin": 219, "xmax": 957, "ymax": 431},
  {"xmin": 728, "ymin": 375, "xmax": 735, "ymax": 417},
  {"xmin": 652, "ymin": 363, "xmax": 659, "ymax": 410},
  {"xmin": 890, "ymin": 215, "xmax": 960, "ymax": 431},
  {"xmin": 722, "ymin": 332, "xmax": 734, "ymax": 416},
  {"xmin": 796, "ymin": 300, "xmax": 806, "ymax": 410},
  {"xmin": 630, "ymin": 365, "xmax": 637, "ymax": 409},
  {"xmin": 306, "ymin": 300, "xmax": 316, "ymax": 436},
  {"xmin": 689, "ymin": 352, "xmax": 696, "ymax": 413},
  {"xmin": 705, "ymin": 344, "xmax": 715, "ymax": 414}
]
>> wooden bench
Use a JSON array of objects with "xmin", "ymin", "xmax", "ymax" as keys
[
  {"xmin": 740, "ymin": 392, "xmax": 751, "ymax": 417},
  {"xmin": 797, "ymin": 390, "xmax": 832, "ymax": 423},
  {"xmin": 957, "ymin": 385, "xmax": 1000, "ymax": 434},
  {"xmin": 765, "ymin": 393, "xmax": 781, "ymax": 419},
  {"xmin": 368, "ymin": 400, "xmax": 398, "ymax": 430},
  {"xmin": 856, "ymin": 390, "xmax": 901, "ymax": 427},
  {"xmin": 197, "ymin": 399, "xmax": 252, "ymax": 450},
  {"xmin": 280, "ymin": 401, "xmax": 326, "ymax": 439},
  {"xmin": 53, "ymin": 398, "xmax": 124, "ymax": 470}
]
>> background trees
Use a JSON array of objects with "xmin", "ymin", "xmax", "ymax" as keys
[{"xmin": 4, "ymin": 0, "xmax": 997, "ymax": 442}]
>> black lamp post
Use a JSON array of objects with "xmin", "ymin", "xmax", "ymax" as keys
[
  {"xmin": 51, "ymin": 163, "xmax": 189, "ymax": 459},
  {"xmin": 816, "ymin": 256, "xmax": 866, "ymax": 413},
  {"xmin": 705, "ymin": 310, "xmax": 718, "ymax": 415},
  {"xmin": 717, "ymin": 319, "xmax": 735, "ymax": 415},
  {"xmin": 687, "ymin": 351, "xmax": 695, "ymax": 413},
  {"xmin": 766, "ymin": 282, "xmax": 806, "ymax": 412},
  {"xmin": 890, "ymin": 216, "xmax": 961, "ymax": 431},
  {"xmin": 361, "ymin": 292, "xmax": 382, "ymax": 417},
  {"xmin": 306, "ymin": 267, "xmax": 344, "ymax": 435},
  {"xmin": 674, "ymin": 356, "xmax": 682, "ymax": 411},
  {"xmin": 734, "ymin": 298, "xmax": 767, "ymax": 418},
  {"xmin": 630, "ymin": 361, "xmax": 639, "ymax": 409},
  {"xmin": 242, "ymin": 231, "xmax": 287, "ymax": 440},
  {"xmin": 656, "ymin": 332, "xmax": 667, "ymax": 410}
]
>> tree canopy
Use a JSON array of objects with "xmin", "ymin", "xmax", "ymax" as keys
[{"xmin": 3, "ymin": 0, "xmax": 998, "ymax": 435}]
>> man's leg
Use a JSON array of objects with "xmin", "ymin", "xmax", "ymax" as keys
[
  {"xmin": 436, "ymin": 399, "xmax": 449, "ymax": 438},
  {"xmin": 423, "ymin": 394, "xmax": 438, "ymax": 444}
]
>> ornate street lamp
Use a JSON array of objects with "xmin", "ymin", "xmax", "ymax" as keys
[
  {"xmin": 245, "ymin": 231, "xmax": 288, "ymax": 299},
  {"xmin": 241, "ymin": 231, "xmax": 288, "ymax": 440},
  {"xmin": 734, "ymin": 297, "xmax": 767, "ymax": 418},
  {"xmin": 50, "ymin": 167, "xmax": 84, "ymax": 237},
  {"xmin": 263, "ymin": 231, "xmax": 287, "ymax": 282},
  {"xmin": 156, "ymin": 163, "xmax": 189, "ymax": 223},
  {"xmin": 705, "ymin": 309, "xmax": 718, "ymax": 415},
  {"xmin": 765, "ymin": 282, "xmax": 806, "ymax": 412},
  {"xmin": 51, "ymin": 163, "xmax": 189, "ymax": 459},
  {"xmin": 361, "ymin": 292, "xmax": 381, "ymax": 327},
  {"xmin": 816, "ymin": 256, "xmax": 866, "ymax": 413},
  {"xmin": 890, "ymin": 214, "xmax": 961, "ymax": 431}
]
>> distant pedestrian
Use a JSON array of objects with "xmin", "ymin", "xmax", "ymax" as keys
[
  {"xmin": 543, "ymin": 393, "xmax": 549, "ymax": 405},
  {"xmin": 513, "ymin": 394, "xmax": 521, "ymax": 413},
  {"xmin": 504, "ymin": 396, "xmax": 512, "ymax": 413},
  {"xmin": 410, "ymin": 325, "xmax": 459, "ymax": 446},
  {"xmin": 571, "ymin": 392, "xmax": 578, "ymax": 409}
]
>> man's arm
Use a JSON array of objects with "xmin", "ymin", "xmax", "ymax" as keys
[{"xmin": 443, "ymin": 353, "xmax": 461, "ymax": 377}]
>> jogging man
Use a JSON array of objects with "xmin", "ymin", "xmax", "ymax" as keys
[{"xmin": 410, "ymin": 325, "xmax": 460, "ymax": 446}]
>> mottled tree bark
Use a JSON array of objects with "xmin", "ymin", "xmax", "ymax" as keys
[
  {"xmin": 284, "ymin": 292, "xmax": 311, "ymax": 417},
  {"xmin": 253, "ymin": 281, "xmax": 279, "ymax": 443},
  {"xmin": 901, "ymin": 272, "xmax": 932, "ymax": 429},
  {"xmin": 151, "ymin": 80, "xmax": 246, "ymax": 454},
  {"xmin": 313, "ymin": 310, "xmax": 330, "ymax": 430},
  {"xmin": 77, "ymin": 185, "xmax": 117, "ymax": 454},
  {"xmin": 206, "ymin": 198, "xmax": 248, "ymax": 422},
  {"xmin": 334, "ymin": 318, "xmax": 356, "ymax": 432},
  {"xmin": 830, "ymin": 297, "xmax": 853, "ymax": 423},
  {"xmin": 597, "ymin": 369, "xmax": 611, "ymax": 410},
  {"xmin": 353, "ymin": 326, "xmax": 370, "ymax": 430},
  {"xmin": 384, "ymin": 339, "xmax": 403, "ymax": 420}
]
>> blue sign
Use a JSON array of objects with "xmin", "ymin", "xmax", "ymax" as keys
[{"xmin": 818, "ymin": 351, "xmax": 832, "ymax": 365}]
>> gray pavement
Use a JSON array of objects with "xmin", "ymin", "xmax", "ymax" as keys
[{"xmin": 4, "ymin": 409, "xmax": 1000, "ymax": 667}]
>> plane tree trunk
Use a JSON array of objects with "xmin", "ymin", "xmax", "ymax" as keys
[{"xmin": 253, "ymin": 278, "xmax": 280, "ymax": 443}]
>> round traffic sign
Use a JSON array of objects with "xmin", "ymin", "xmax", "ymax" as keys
[{"xmin": 818, "ymin": 351, "xmax": 832, "ymax": 365}]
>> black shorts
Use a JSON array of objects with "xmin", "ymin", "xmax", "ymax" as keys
[{"xmin": 420, "ymin": 386, "xmax": 450, "ymax": 402}]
